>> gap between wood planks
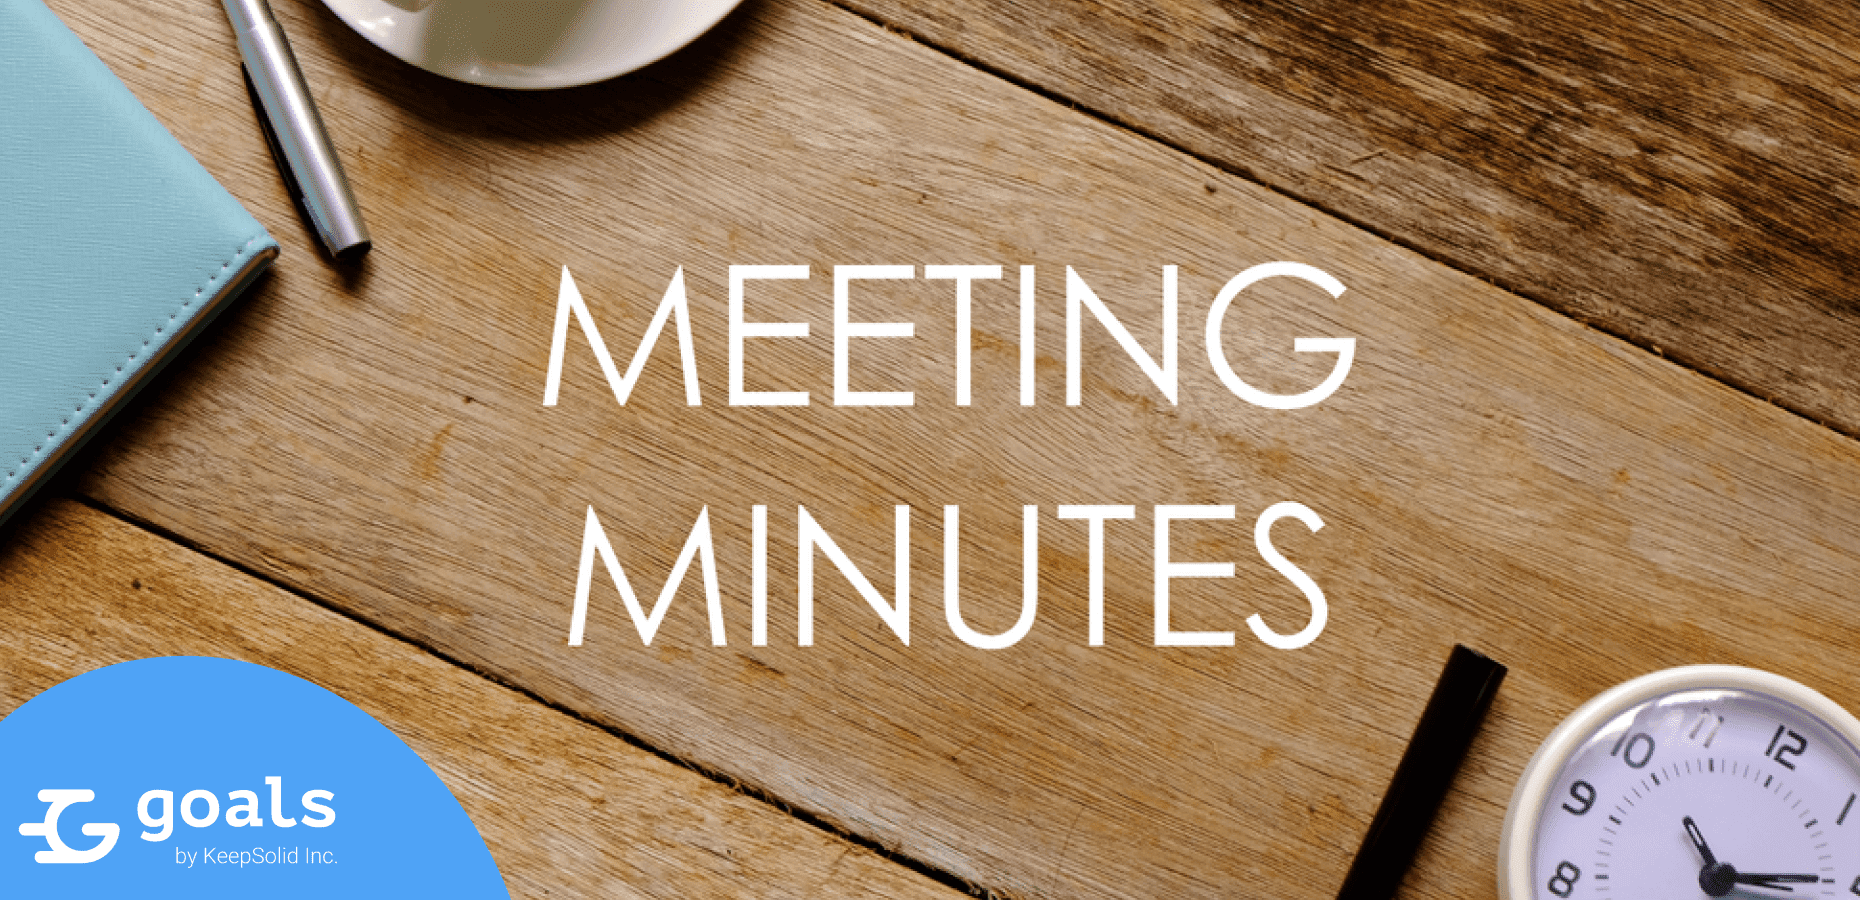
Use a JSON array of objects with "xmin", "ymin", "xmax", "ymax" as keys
[
  {"xmin": 819, "ymin": 0, "xmax": 1857, "ymax": 441},
  {"xmin": 68, "ymin": 494, "xmax": 992, "ymax": 901}
]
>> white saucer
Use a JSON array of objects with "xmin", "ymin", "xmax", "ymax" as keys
[{"xmin": 319, "ymin": 0, "xmax": 744, "ymax": 89}]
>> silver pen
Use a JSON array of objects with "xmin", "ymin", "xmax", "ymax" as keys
[{"xmin": 223, "ymin": 0, "xmax": 370, "ymax": 259}]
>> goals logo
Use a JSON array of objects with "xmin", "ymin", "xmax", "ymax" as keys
[
  {"xmin": 0, "ymin": 657, "xmax": 504, "ymax": 899},
  {"xmin": 17, "ymin": 778, "xmax": 335, "ymax": 865}
]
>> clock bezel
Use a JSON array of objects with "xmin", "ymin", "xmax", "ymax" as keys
[{"xmin": 1496, "ymin": 664, "xmax": 1861, "ymax": 899}]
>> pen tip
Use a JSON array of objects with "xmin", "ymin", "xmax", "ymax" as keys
[{"xmin": 332, "ymin": 239, "xmax": 371, "ymax": 263}]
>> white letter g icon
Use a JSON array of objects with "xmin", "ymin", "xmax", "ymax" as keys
[{"xmin": 19, "ymin": 789, "xmax": 119, "ymax": 863}]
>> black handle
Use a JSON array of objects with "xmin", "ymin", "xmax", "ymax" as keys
[{"xmin": 1337, "ymin": 643, "xmax": 1507, "ymax": 899}]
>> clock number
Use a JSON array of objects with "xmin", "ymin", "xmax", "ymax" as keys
[
  {"xmin": 1547, "ymin": 861, "xmax": 1581, "ymax": 898},
  {"xmin": 1611, "ymin": 731, "xmax": 1655, "ymax": 769},
  {"xmin": 1561, "ymin": 780, "xmax": 1596, "ymax": 816},
  {"xmin": 1764, "ymin": 724, "xmax": 1807, "ymax": 770},
  {"xmin": 1686, "ymin": 709, "xmax": 1724, "ymax": 748}
]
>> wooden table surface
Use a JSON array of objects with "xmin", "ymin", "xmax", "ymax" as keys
[{"xmin": 3, "ymin": 0, "xmax": 1854, "ymax": 897}]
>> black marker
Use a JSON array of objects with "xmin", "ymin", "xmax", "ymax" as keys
[{"xmin": 1337, "ymin": 643, "xmax": 1506, "ymax": 899}]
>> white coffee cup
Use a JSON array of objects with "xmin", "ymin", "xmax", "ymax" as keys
[{"xmin": 324, "ymin": 0, "xmax": 744, "ymax": 88}]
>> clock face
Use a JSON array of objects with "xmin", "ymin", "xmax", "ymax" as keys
[{"xmin": 1519, "ymin": 683, "xmax": 1860, "ymax": 900}]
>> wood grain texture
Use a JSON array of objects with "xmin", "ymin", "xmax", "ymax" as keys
[
  {"xmin": 0, "ymin": 499, "xmax": 955, "ymax": 900},
  {"xmin": 43, "ymin": 0, "xmax": 1860, "ymax": 896},
  {"xmin": 838, "ymin": 0, "xmax": 1861, "ymax": 433}
]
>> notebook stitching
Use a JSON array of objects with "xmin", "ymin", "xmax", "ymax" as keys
[{"xmin": 4, "ymin": 233, "xmax": 269, "ymax": 488}]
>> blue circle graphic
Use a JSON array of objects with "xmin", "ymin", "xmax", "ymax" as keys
[{"xmin": 0, "ymin": 657, "xmax": 508, "ymax": 898}]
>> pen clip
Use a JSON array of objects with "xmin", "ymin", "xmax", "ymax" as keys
[{"xmin": 242, "ymin": 61, "xmax": 314, "ymax": 255}]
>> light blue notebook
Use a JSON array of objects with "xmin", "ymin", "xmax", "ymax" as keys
[{"xmin": 0, "ymin": 0, "xmax": 278, "ymax": 531}]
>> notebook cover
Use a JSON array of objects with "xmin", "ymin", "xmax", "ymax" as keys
[{"xmin": 0, "ymin": 0, "xmax": 278, "ymax": 531}]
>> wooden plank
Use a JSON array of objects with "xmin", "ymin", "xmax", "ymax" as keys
[
  {"xmin": 46, "ymin": 0, "xmax": 1859, "ymax": 896},
  {"xmin": 0, "ymin": 499, "xmax": 955, "ymax": 900},
  {"xmin": 838, "ymin": 0, "xmax": 1861, "ymax": 434}
]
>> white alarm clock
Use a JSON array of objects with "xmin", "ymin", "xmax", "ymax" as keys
[{"xmin": 1499, "ymin": 665, "xmax": 1860, "ymax": 899}]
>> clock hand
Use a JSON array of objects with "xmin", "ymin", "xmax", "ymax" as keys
[
  {"xmin": 1734, "ymin": 873, "xmax": 1821, "ymax": 889},
  {"xmin": 1685, "ymin": 816, "xmax": 1742, "ymax": 898},
  {"xmin": 1683, "ymin": 816, "xmax": 1718, "ymax": 866}
]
